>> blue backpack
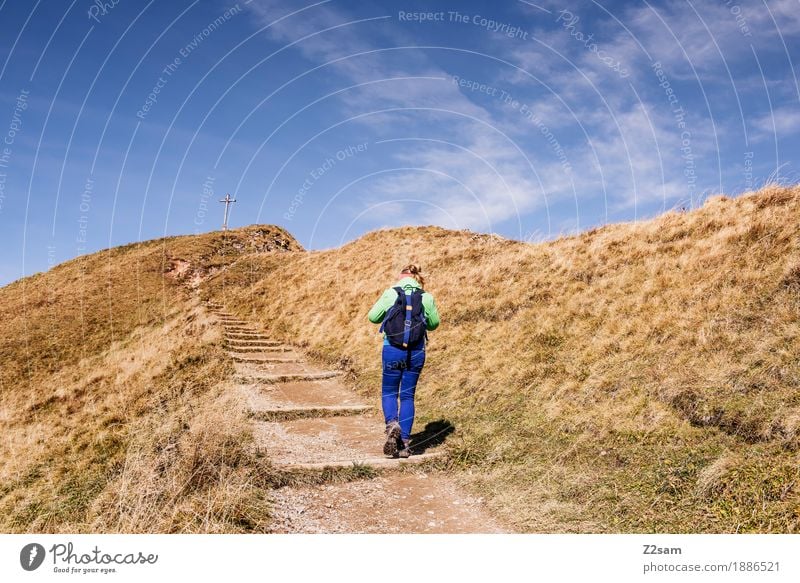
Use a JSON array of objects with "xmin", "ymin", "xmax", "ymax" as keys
[{"xmin": 379, "ymin": 287, "xmax": 427, "ymax": 349}]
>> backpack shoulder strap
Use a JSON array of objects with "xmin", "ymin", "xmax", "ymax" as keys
[
  {"xmin": 401, "ymin": 288, "xmax": 414, "ymax": 348},
  {"xmin": 379, "ymin": 287, "xmax": 406, "ymax": 334},
  {"xmin": 412, "ymin": 289, "xmax": 428, "ymax": 342},
  {"xmin": 410, "ymin": 288, "xmax": 424, "ymax": 309}
]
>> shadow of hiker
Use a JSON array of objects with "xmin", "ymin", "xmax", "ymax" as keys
[{"xmin": 409, "ymin": 419, "xmax": 455, "ymax": 454}]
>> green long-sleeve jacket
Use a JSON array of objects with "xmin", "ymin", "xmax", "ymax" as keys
[{"xmin": 368, "ymin": 277, "xmax": 440, "ymax": 337}]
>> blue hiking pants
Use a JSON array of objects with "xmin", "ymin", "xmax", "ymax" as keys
[{"xmin": 381, "ymin": 344, "xmax": 426, "ymax": 441}]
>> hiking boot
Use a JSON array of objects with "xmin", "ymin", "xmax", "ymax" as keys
[
  {"xmin": 398, "ymin": 439, "xmax": 412, "ymax": 458},
  {"xmin": 383, "ymin": 421, "xmax": 401, "ymax": 457}
]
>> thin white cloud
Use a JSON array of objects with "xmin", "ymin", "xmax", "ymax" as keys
[
  {"xmin": 245, "ymin": 0, "xmax": 548, "ymax": 232},
  {"xmin": 243, "ymin": 0, "xmax": 788, "ymax": 235},
  {"xmin": 752, "ymin": 105, "xmax": 800, "ymax": 136}
]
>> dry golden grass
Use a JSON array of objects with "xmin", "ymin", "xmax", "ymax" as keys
[
  {"xmin": 2, "ymin": 188, "xmax": 798, "ymax": 533},
  {"xmin": 0, "ymin": 226, "xmax": 297, "ymax": 532},
  {"xmin": 203, "ymin": 185, "xmax": 800, "ymax": 533}
]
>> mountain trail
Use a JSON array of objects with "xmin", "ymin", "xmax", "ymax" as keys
[{"xmin": 207, "ymin": 301, "xmax": 506, "ymax": 533}]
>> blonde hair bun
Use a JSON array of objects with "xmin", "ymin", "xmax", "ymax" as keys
[{"xmin": 400, "ymin": 264, "xmax": 425, "ymax": 287}]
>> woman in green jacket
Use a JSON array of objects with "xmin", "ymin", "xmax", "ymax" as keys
[{"xmin": 368, "ymin": 265, "xmax": 439, "ymax": 458}]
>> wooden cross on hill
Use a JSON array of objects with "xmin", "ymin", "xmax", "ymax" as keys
[{"xmin": 219, "ymin": 193, "xmax": 236, "ymax": 231}]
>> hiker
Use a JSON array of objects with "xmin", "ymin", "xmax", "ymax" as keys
[{"xmin": 368, "ymin": 264, "xmax": 440, "ymax": 458}]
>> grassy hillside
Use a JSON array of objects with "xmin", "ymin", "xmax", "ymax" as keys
[
  {"xmin": 0, "ymin": 226, "xmax": 300, "ymax": 532},
  {"xmin": 2, "ymin": 187, "xmax": 798, "ymax": 533},
  {"xmin": 204, "ymin": 186, "xmax": 800, "ymax": 533}
]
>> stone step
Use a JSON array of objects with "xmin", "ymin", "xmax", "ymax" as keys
[
  {"xmin": 226, "ymin": 338, "xmax": 281, "ymax": 346},
  {"xmin": 236, "ymin": 360, "xmax": 324, "ymax": 373},
  {"xmin": 242, "ymin": 379, "xmax": 370, "ymax": 409},
  {"xmin": 229, "ymin": 349, "xmax": 299, "ymax": 356},
  {"xmin": 235, "ymin": 371, "xmax": 341, "ymax": 383},
  {"xmin": 249, "ymin": 404, "xmax": 374, "ymax": 422},
  {"xmin": 226, "ymin": 333, "xmax": 272, "ymax": 340},
  {"xmin": 224, "ymin": 326, "xmax": 260, "ymax": 332},
  {"xmin": 275, "ymin": 451, "xmax": 446, "ymax": 471},
  {"xmin": 226, "ymin": 337, "xmax": 283, "ymax": 343},
  {"xmin": 253, "ymin": 415, "xmax": 445, "ymax": 471},
  {"xmin": 241, "ymin": 380, "xmax": 372, "ymax": 420},
  {"xmin": 227, "ymin": 345, "xmax": 288, "ymax": 352},
  {"xmin": 227, "ymin": 345, "xmax": 293, "ymax": 353},
  {"xmin": 225, "ymin": 330, "xmax": 269, "ymax": 335},
  {"xmin": 229, "ymin": 353, "xmax": 302, "ymax": 364}
]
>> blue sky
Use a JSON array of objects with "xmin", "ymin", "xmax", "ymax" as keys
[{"xmin": 0, "ymin": 0, "xmax": 798, "ymax": 285}]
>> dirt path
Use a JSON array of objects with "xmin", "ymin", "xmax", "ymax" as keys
[{"xmin": 207, "ymin": 302, "xmax": 506, "ymax": 533}]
